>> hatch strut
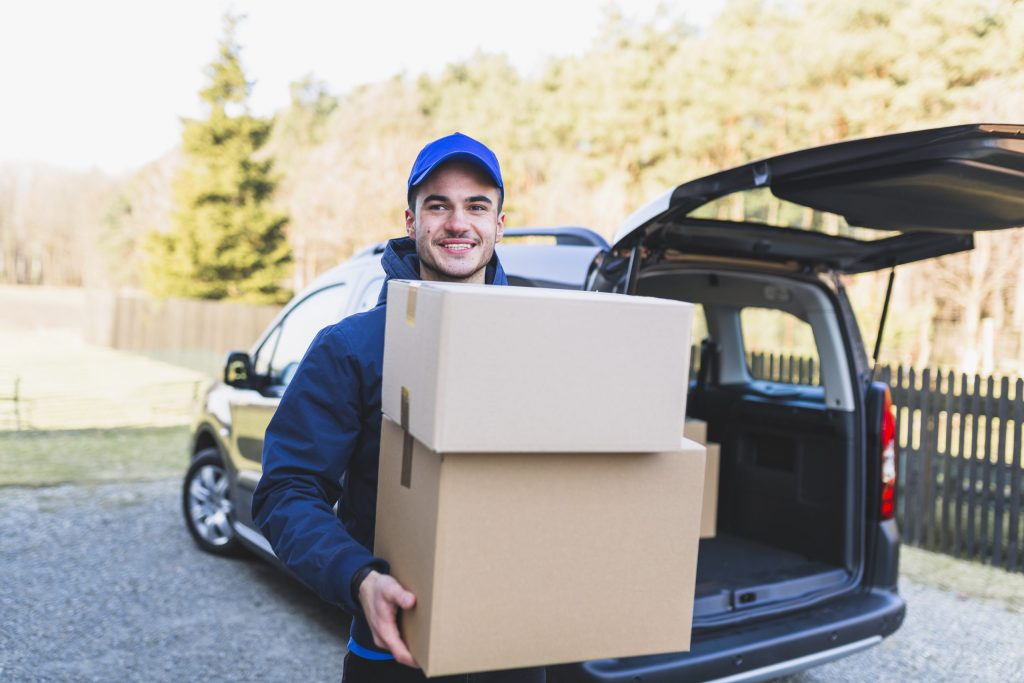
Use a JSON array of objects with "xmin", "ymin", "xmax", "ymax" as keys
[
  {"xmin": 871, "ymin": 267, "xmax": 896, "ymax": 380},
  {"xmin": 624, "ymin": 243, "xmax": 642, "ymax": 294}
]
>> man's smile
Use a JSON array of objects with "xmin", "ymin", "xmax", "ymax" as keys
[{"xmin": 438, "ymin": 239, "xmax": 476, "ymax": 253}]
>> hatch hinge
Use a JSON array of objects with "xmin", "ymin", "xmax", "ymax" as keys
[{"xmin": 752, "ymin": 161, "xmax": 771, "ymax": 187}]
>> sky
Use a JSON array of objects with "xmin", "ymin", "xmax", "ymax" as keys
[{"xmin": 0, "ymin": 0, "xmax": 723, "ymax": 174}]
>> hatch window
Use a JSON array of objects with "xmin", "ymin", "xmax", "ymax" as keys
[
  {"xmin": 687, "ymin": 305, "xmax": 710, "ymax": 380},
  {"xmin": 688, "ymin": 187, "xmax": 900, "ymax": 242},
  {"xmin": 690, "ymin": 305, "xmax": 710, "ymax": 347},
  {"xmin": 740, "ymin": 306, "xmax": 821, "ymax": 386}
]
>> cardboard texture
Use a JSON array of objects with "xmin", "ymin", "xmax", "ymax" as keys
[
  {"xmin": 375, "ymin": 416, "xmax": 707, "ymax": 677},
  {"xmin": 382, "ymin": 280, "xmax": 694, "ymax": 453}
]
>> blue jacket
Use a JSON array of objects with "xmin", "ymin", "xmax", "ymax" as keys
[{"xmin": 252, "ymin": 236, "xmax": 508, "ymax": 657}]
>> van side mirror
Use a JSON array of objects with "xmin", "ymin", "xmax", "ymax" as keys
[{"xmin": 224, "ymin": 351, "xmax": 253, "ymax": 388}]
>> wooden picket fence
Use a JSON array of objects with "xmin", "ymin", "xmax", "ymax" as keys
[
  {"xmin": 84, "ymin": 289, "xmax": 282, "ymax": 375},
  {"xmin": 738, "ymin": 351, "xmax": 1024, "ymax": 573},
  {"xmin": 878, "ymin": 366, "xmax": 1024, "ymax": 573}
]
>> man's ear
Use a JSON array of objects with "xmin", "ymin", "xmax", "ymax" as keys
[
  {"xmin": 495, "ymin": 212, "xmax": 506, "ymax": 243},
  {"xmin": 405, "ymin": 208, "xmax": 416, "ymax": 238}
]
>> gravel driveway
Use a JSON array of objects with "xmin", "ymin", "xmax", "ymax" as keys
[
  {"xmin": 0, "ymin": 480, "xmax": 348, "ymax": 682},
  {"xmin": 2, "ymin": 479, "xmax": 1023, "ymax": 682}
]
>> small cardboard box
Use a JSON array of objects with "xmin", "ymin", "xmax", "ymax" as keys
[
  {"xmin": 684, "ymin": 417, "xmax": 708, "ymax": 445},
  {"xmin": 374, "ymin": 416, "xmax": 706, "ymax": 677},
  {"xmin": 382, "ymin": 281, "xmax": 694, "ymax": 453},
  {"xmin": 701, "ymin": 443, "xmax": 720, "ymax": 539},
  {"xmin": 683, "ymin": 418, "xmax": 718, "ymax": 537}
]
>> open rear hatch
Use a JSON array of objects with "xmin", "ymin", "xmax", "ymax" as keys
[
  {"xmin": 603, "ymin": 123, "xmax": 1024, "ymax": 277},
  {"xmin": 591, "ymin": 124, "xmax": 1024, "ymax": 627}
]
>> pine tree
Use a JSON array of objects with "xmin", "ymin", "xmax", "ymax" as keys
[{"xmin": 144, "ymin": 13, "xmax": 291, "ymax": 304}]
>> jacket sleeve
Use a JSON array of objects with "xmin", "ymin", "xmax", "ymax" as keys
[{"xmin": 251, "ymin": 325, "xmax": 386, "ymax": 615}]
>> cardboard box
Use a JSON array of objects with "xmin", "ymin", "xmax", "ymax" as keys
[
  {"xmin": 682, "ymin": 418, "xmax": 718, "ymax": 537},
  {"xmin": 684, "ymin": 417, "xmax": 707, "ymax": 444},
  {"xmin": 701, "ymin": 442, "xmax": 720, "ymax": 539},
  {"xmin": 382, "ymin": 281, "xmax": 694, "ymax": 453},
  {"xmin": 374, "ymin": 416, "xmax": 706, "ymax": 677}
]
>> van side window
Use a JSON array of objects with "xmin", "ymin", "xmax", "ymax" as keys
[
  {"xmin": 254, "ymin": 284, "xmax": 353, "ymax": 387},
  {"xmin": 355, "ymin": 277, "xmax": 385, "ymax": 313},
  {"xmin": 740, "ymin": 307, "xmax": 821, "ymax": 385},
  {"xmin": 253, "ymin": 326, "xmax": 281, "ymax": 378}
]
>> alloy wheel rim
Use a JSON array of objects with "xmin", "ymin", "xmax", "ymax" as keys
[{"xmin": 188, "ymin": 464, "xmax": 234, "ymax": 546}]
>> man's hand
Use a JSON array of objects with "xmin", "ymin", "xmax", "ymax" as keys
[{"xmin": 358, "ymin": 570, "xmax": 418, "ymax": 668}]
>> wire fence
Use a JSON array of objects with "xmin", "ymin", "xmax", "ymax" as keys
[
  {"xmin": 0, "ymin": 325, "xmax": 209, "ymax": 433},
  {"xmin": 0, "ymin": 376, "xmax": 205, "ymax": 431},
  {"xmin": 0, "ymin": 287, "xmax": 274, "ymax": 433}
]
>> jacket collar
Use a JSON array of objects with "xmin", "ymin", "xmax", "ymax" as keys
[{"xmin": 376, "ymin": 237, "xmax": 508, "ymax": 306}]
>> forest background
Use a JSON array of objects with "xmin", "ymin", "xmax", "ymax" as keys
[{"xmin": 3, "ymin": 0, "xmax": 1024, "ymax": 376}]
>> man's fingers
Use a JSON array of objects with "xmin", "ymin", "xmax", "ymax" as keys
[
  {"xmin": 361, "ymin": 574, "xmax": 419, "ymax": 666},
  {"xmin": 381, "ymin": 578, "xmax": 416, "ymax": 607},
  {"xmin": 374, "ymin": 616, "xmax": 417, "ymax": 667},
  {"xmin": 386, "ymin": 636, "xmax": 418, "ymax": 668},
  {"xmin": 393, "ymin": 647, "xmax": 418, "ymax": 669}
]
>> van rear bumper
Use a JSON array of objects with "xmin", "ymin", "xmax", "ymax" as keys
[{"xmin": 548, "ymin": 588, "xmax": 905, "ymax": 683}]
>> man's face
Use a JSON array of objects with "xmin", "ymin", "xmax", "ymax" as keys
[{"xmin": 405, "ymin": 161, "xmax": 505, "ymax": 284}]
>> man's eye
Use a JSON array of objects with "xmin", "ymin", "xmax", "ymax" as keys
[
  {"xmin": 427, "ymin": 203, "xmax": 447, "ymax": 211},
  {"xmin": 469, "ymin": 205, "xmax": 488, "ymax": 212}
]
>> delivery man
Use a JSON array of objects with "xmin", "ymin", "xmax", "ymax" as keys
[{"xmin": 253, "ymin": 133, "xmax": 546, "ymax": 682}]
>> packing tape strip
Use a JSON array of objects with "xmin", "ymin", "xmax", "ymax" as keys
[
  {"xmin": 400, "ymin": 386, "xmax": 413, "ymax": 488},
  {"xmin": 405, "ymin": 283, "xmax": 419, "ymax": 326},
  {"xmin": 400, "ymin": 386, "xmax": 410, "ymax": 430}
]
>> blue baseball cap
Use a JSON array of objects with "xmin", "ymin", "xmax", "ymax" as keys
[{"xmin": 407, "ymin": 132, "xmax": 503, "ymax": 205}]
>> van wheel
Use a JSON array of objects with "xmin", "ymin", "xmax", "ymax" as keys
[{"xmin": 183, "ymin": 449, "xmax": 242, "ymax": 556}]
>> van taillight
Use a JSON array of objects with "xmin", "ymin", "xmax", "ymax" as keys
[{"xmin": 879, "ymin": 388, "xmax": 897, "ymax": 520}]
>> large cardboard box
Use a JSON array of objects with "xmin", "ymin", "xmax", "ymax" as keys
[
  {"xmin": 382, "ymin": 281, "xmax": 694, "ymax": 453},
  {"xmin": 374, "ymin": 416, "xmax": 707, "ymax": 677}
]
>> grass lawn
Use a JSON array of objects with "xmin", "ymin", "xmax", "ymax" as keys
[
  {"xmin": 0, "ymin": 325, "xmax": 210, "ymax": 487},
  {"xmin": 901, "ymin": 544, "xmax": 1024, "ymax": 613},
  {"xmin": 0, "ymin": 426, "xmax": 190, "ymax": 487}
]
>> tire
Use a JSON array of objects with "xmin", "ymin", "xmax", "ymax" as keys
[{"xmin": 182, "ymin": 448, "xmax": 243, "ymax": 556}]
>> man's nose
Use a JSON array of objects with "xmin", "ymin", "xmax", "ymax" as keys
[{"xmin": 445, "ymin": 207, "xmax": 471, "ymax": 232}]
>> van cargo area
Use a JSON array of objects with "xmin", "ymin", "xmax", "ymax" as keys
[
  {"xmin": 691, "ymin": 386, "xmax": 857, "ymax": 622},
  {"xmin": 636, "ymin": 267, "xmax": 861, "ymax": 625}
]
